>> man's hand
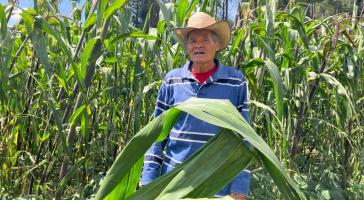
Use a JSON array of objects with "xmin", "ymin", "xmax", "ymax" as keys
[{"xmin": 230, "ymin": 192, "xmax": 246, "ymax": 200}]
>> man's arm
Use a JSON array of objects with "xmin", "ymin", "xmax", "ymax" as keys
[
  {"xmin": 230, "ymin": 192, "xmax": 247, "ymax": 200},
  {"xmin": 229, "ymin": 171, "xmax": 250, "ymax": 199},
  {"xmin": 140, "ymin": 82, "xmax": 170, "ymax": 186},
  {"xmin": 140, "ymin": 140, "xmax": 167, "ymax": 185},
  {"xmin": 230, "ymin": 76, "xmax": 251, "ymax": 198}
]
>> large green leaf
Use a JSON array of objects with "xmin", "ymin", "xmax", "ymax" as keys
[
  {"xmin": 95, "ymin": 98, "xmax": 306, "ymax": 200},
  {"xmin": 130, "ymin": 129, "xmax": 254, "ymax": 200}
]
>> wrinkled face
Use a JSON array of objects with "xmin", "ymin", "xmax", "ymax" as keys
[{"xmin": 186, "ymin": 29, "xmax": 220, "ymax": 65}]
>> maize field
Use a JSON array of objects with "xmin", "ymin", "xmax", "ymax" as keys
[{"xmin": 0, "ymin": 0, "xmax": 363, "ymax": 199}]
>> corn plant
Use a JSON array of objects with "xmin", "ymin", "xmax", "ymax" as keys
[
  {"xmin": 95, "ymin": 98, "xmax": 306, "ymax": 200},
  {"xmin": 0, "ymin": 0, "xmax": 363, "ymax": 199}
]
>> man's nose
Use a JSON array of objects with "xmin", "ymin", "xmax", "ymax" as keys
[{"xmin": 193, "ymin": 41, "xmax": 204, "ymax": 48}]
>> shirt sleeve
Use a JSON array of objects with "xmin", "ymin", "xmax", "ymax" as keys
[
  {"xmin": 236, "ymin": 77, "xmax": 250, "ymax": 123},
  {"xmin": 229, "ymin": 76, "xmax": 251, "ymax": 196},
  {"xmin": 140, "ymin": 81, "xmax": 170, "ymax": 186}
]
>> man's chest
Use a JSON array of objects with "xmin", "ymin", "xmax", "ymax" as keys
[{"xmin": 165, "ymin": 78, "xmax": 242, "ymax": 106}]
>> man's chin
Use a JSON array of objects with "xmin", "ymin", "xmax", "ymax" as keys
[{"xmin": 191, "ymin": 59, "xmax": 209, "ymax": 64}]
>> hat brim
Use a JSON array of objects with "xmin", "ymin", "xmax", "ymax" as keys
[{"xmin": 172, "ymin": 21, "xmax": 231, "ymax": 51}]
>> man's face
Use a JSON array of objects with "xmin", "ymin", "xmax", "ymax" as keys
[{"xmin": 186, "ymin": 29, "xmax": 220, "ymax": 65}]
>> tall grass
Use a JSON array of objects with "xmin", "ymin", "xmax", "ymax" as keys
[{"xmin": 0, "ymin": 0, "xmax": 363, "ymax": 199}]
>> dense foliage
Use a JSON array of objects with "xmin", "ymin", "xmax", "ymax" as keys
[{"xmin": 0, "ymin": 0, "xmax": 363, "ymax": 199}]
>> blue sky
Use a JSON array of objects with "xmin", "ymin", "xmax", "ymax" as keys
[
  {"xmin": 1, "ymin": 0, "xmax": 84, "ymax": 26},
  {"xmin": 2, "ymin": 0, "xmax": 238, "ymax": 26},
  {"xmin": 0, "ymin": 0, "xmax": 79, "ymax": 14}
]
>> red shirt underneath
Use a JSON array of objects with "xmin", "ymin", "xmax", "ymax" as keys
[{"xmin": 191, "ymin": 65, "xmax": 217, "ymax": 84}]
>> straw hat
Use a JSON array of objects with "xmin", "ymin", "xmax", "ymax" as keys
[{"xmin": 173, "ymin": 12, "xmax": 231, "ymax": 51}]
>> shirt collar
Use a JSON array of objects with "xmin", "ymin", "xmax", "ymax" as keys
[{"xmin": 181, "ymin": 59, "xmax": 230, "ymax": 81}]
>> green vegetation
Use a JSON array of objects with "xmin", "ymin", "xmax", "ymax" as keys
[
  {"xmin": 0, "ymin": 0, "xmax": 363, "ymax": 199},
  {"xmin": 96, "ymin": 98, "xmax": 305, "ymax": 199}
]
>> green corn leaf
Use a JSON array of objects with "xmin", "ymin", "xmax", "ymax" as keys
[
  {"xmin": 0, "ymin": 4, "xmax": 6, "ymax": 39},
  {"xmin": 20, "ymin": 11, "xmax": 35, "ymax": 33},
  {"xmin": 130, "ymin": 32, "xmax": 160, "ymax": 40},
  {"xmin": 320, "ymin": 73, "xmax": 355, "ymax": 116},
  {"xmin": 118, "ymin": 8, "xmax": 131, "ymax": 34},
  {"xmin": 173, "ymin": 98, "xmax": 305, "ymax": 199},
  {"xmin": 105, "ymin": 157, "xmax": 143, "ymax": 200},
  {"xmin": 112, "ymin": 31, "xmax": 160, "ymax": 43},
  {"xmin": 142, "ymin": 3, "xmax": 152, "ymax": 33},
  {"xmin": 44, "ymin": 0, "xmax": 56, "ymax": 13},
  {"xmin": 239, "ymin": 58, "xmax": 265, "ymax": 69},
  {"xmin": 155, "ymin": 130, "xmax": 254, "ymax": 199},
  {"xmin": 0, "ymin": 5, "xmax": 12, "ymax": 84},
  {"xmin": 80, "ymin": 113, "xmax": 87, "ymax": 139},
  {"xmin": 71, "ymin": 62, "xmax": 83, "ymax": 91},
  {"xmin": 30, "ymin": 29, "xmax": 51, "ymax": 71},
  {"xmin": 200, "ymin": 0, "xmax": 209, "ymax": 12},
  {"xmin": 184, "ymin": 0, "xmax": 198, "ymax": 21},
  {"xmin": 265, "ymin": 0, "xmax": 276, "ymax": 39},
  {"xmin": 175, "ymin": 0, "xmax": 189, "ymax": 26},
  {"xmin": 277, "ymin": 12, "xmax": 309, "ymax": 49},
  {"xmin": 130, "ymin": 129, "xmax": 254, "ymax": 200},
  {"xmin": 183, "ymin": 197, "xmax": 233, "ymax": 200},
  {"xmin": 103, "ymin": 0, "xmax": 130, "ymax": 21},
  {"xmin": 265, "ymin": 59, "xmax": 284, "ymax": 122},
  {"xmin": 59, "ymin": 157, "xmax": 86, "ymax": 188},
  {"xmin": 231, "ymin": 28, "xmax": 245, "ymax": 54},
  {"xmin": 39, "ymin": 18, "xmax": 72, "ymax": 61},
  {"xmin": 54, "ymin": 73, "xmax": 69, "ymax": 94},
  {"xmin": 156, "ymin": 0, "xmax": 172, "ymax": 21},
  {"xmin": 143, "ymin": 81, "xmax": 161, "ymax": 94},
  {"xmin": 358, "ymin": 25, "xmax": 364, "ymax": 55},
  {"xmin": 95, "ymin": 98, "xmax": 305, "ymax": 200},
  {"xmin": 58, "ymin": 16, "xmax": 71, "ymax": 45},
  {"xmin": 69, "ymin": 104, "xmax": 86, "ymax": 126},
  {"xmin": 255, "ymin": 34, "xmax": 275, "ymax": 61},
  {"xmin": 80, "ymin": 38, "xmax": 98, "ymax": 82},
  {"xmin": 250, "ymin": 100, "xmax": 277, "ymax": 116},
  {"xmin": 96, "ymin": 0, "xmax": 108, "ymax": 29},
  {"xmin": 83, "ymin": 13, "xmax": 96, "ymax": 31}
]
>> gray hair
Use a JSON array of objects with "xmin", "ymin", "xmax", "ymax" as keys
[
  {"xmin": 185, "ymin": 30, "xmax": 220, "ymax": 45},
  {"xmin": 210, "ymin": 31, "xmax": 220, "ymax": 44}
]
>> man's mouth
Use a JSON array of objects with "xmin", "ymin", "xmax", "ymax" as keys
[{"xmin": 194, "ymin": 51, "xmax": 205, "ymax": 55}]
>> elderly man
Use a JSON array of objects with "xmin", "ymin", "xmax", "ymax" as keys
[{"xmin": 140, "ymin": 12, "xmax": 250, "ymax": 200}]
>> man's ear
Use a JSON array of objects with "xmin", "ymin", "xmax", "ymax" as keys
[{"xmin": 215, "ymin": 42, "xmax": 221, "ymax": 51}]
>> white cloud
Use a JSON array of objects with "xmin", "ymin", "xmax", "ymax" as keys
[{"xmin": 7, "ymin": 7, "xmax": 23, "ymax": 27}]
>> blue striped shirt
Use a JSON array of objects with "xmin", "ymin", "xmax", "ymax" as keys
[{"xmin": 141, "ymin": 59, "xmax": 251, "ymax": 197}]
